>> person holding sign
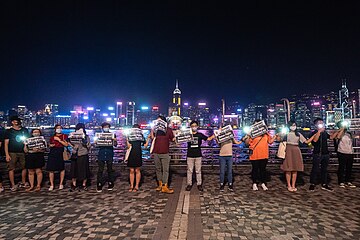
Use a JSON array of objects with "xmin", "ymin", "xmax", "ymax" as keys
[
  {"xmin": 150, "ymin": 116, "xmax": 175, "ymax": 194},
  {"xmin": 185, "ymin": 120, "xmax": 215, "ymax": 192},
  {"xmin": 278, "ymin": 122, "xmax": 314, "ymax": 192},
  {"xmin": 96, "ymin": 122, "xmax": 117, "ymax": 192},
  {"xmin": 47, "ymin": 124, "xmax": 69, "ymax": 191},
  {"xmin": 24, "ymin": 129, "xmax": 46, "ymax": 192},
  {"xmin": 217, "ymin": 125, "xmax": 243, "ymax": 192},
  {"xmin": 126, "ymin": 124, "xmax": 149, "ymax": 192},
  {"xmin": 69, "ymin": 123, "xmax": 91, "ymax": 192},
  {"xmin": 4, "ymin": 116, "xmax": 30, "ymax": 191},
  {"xmin": 245, "ymin": 119, "xmax": 277, "ymax": 191}
]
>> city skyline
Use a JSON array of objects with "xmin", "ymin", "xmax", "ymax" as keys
[{"xmin": 1, "ymin": 2, "xmax": 360, "ymax": 110}]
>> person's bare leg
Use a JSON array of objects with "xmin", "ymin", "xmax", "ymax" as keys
[
  {"xmin": 285, "ymin": 172, "xmax": 291, "ymax": 189},
  {"xmin": 22, "ymin": 169, "xmax": 27, "ymax": 184},
  {"xmin": 291, "ymin": 171, "xmax": 297, "ymax": 189},
  {"xmin": 9, "ymin": 170, "xmax": 15, "ymax": 188},
  {"xmin": 27, "ymin": 169, "xmax": 35, "ymax": 189},
  {"xmin": 60, "ymin": 170, "xmax": 65, "ymax": 186},
  {"xmin": 36, "ymin": 169, "xmax": 43, "ymax": 188},
  {"xmin": 49, "ymin": 172, "xmax": 55, "ymax": 187},
  {"xmin": 129, "ymin": 168, "xmax": 135, "ymax": 191},
  {"xmin": 135, "ymin": 168, "xmax": 141, "ymax": 190}
]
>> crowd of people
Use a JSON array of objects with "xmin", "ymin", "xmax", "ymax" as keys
[{"xmin": 0, "ymin": 115, "xmax": 357, "ymax": 194}]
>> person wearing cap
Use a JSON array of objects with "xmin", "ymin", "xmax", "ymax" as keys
[{"xmin": 4, "ymin": 116, "xmax": 30, "ymax": 191}]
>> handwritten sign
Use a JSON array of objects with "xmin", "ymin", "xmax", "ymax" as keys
[
  {"xmin": 24, "ymin": 136, "xmax": 47, "ymax": 151},
  {"xmin": 214, "ymin": 125, "xmax": 234, "ymax": 143},
  {"xmin": 69, "ymin": 130, "xmax": 85, "ymax": 144},
  {"xmin": 175, "ymin": 128, "xmax": 193, "ymax": 143},
  {"xmin": 249, "ymin": 120, "xmax": 268, "ymax": 138},
  {"xmin": 153, "ymin": 119, "xmax": 167, "ymax": 134},
  {"xmin": 127, "ymin": 128, "xmax": 144, "ymax": 142},
  {"xmin": 95, "ymin": 133, "xmax": 115, "ymax": 147}
]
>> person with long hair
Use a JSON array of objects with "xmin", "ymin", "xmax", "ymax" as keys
[
  {"xmin": 47, "ymin": 124, "xmax": 68, "ymax": 191},
  {"xmin": 280, "ymin": 122, "xmax": 314, "ymax": 192},
  {"xmin": 24, "ymin": 129, "xmax": 45, "ymax": 192},
  {"xmin": 69, "ymin": 123, "xmax": 91, "ymax": 191},
  {"xmin": 126, "ymin": 124, "xmax": 149, "ymax": 192}
]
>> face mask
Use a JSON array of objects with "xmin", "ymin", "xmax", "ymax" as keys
[
  {"xmin": 33, "ymin": 133, "xmax": 41, "ymax": 137},
  {"xmin": 290, "ymin": 126, "xmax": 296, "ymax": 131},
  {"xmin": 55, "ymin": 129, "xmax": 62, "ymax": 134},
  {"xmin": 191, "ymin": 127, "xmax": 198, "ymax": 132},
  {"xmin": 103, "ymin": 128, "xmax": 110, "ymax": 132}
]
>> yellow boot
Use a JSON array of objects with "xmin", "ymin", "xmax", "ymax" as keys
[
  {"xmin": 155, "ymin": 181, "xmax": 162, "ymax": 191},
  {"xmin": 161, "ymin": 183, "xmax": 174, "ymax": 194}
]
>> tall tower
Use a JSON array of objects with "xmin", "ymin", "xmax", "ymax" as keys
[
  {"xmin": 339, "ymin": 79, "xmax": 352, "ymax": 119},
  {"xmin": 170, "ymin": 79, "xmax": 182, "ymax": 116}
]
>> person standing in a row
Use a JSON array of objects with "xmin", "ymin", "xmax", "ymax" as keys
[
  {"xmin": 47, "ymin": 124, "xmax": 68, "ymax": 191},
  {"xmin": 151, "ymin": 116, "xmax": 175, "ymax": 194},
  {"xmin": 70, "ymin": 123, "xmax": 91, "ymax": 191},
  {"xmin": 245, "ymin": 119, "xmax": 277, "ymax": 191},
  {"xmin": 4, "ymin": 116, "xmax": 29, "ymax": 191},
  {"xmin": 333, "ymin": 121, "xmax": 357, "ymax": 188},
  {"xmin": 24, "ymin": 129, "xmax": 45, "ymax": 192}
]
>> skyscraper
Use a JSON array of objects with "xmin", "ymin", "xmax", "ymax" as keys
[
  {"xmin": 126, "ymin": 101, "xmax": 136, "ymax": 126},
  {"xmin": 339, "ymin": 80, "xmax": 352, "ymax": 119},
  {"xmin": 169, "ymin": 79, "xmax": 181, "ymax": 116}
]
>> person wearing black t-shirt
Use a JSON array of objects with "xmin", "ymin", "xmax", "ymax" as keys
[
  {"xmin": 185, "ymin": 120, "xmax": 215, "ymax": 192},
  {"xmin": 309, "ymin": 118, "xmax": 336, "ymax": 192},
  {"xmin": 4, "ymin": 116, "xmax": 30, "ymax": 191}
]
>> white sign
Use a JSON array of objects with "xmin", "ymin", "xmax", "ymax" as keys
[
  {"xmin": 175, "ymin": 128, "xmax": 193, "ymax": 143},
  {"xmin": 153, "ymin": 119, "xmax": 167, "ymax": 134},
  {"xmin": 24, "ymin": 136, "xmax": 47, "ymax": 151},
  {"xmin": 249, "ymin": 120, "xmax": 268, "ymax": 138},
  {"xmin": 214, "ymin": 125, "xmax": 234, "ymax": 143},
  {"xmin": 95, "ymin": 133, "xmax": 115, "ymax": 147},
  {"xmin": 69, "ymin": 129, "xmax": 85, "ymax": 144},
  {"xmin": 127, "ymin": 128, "xmax": 144, "ymax": 142}
]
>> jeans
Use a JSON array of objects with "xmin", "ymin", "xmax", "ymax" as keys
[
  {"xmin": 154, "ymin": 154, "xmax": 171, "ymax": 184},
  {"xmin": 187, "ymin": 157, "xmax": 202, "ymax": 186},
  {"xmin": 337, "ymin": 153, "xmax": 354, "ymax": 184},
  {"xmin": 251, "ymin": 159, "xmax": 268, "ymax": 184},
  {"xmin": 219, "ymin": 156, "xmax": 233, "ymax": 185},
  {"xmin": 97, "ymin": 160, "xmax": 114, "ymax": 184},
  {"xmin": 310, "ymin": 154, "xmax": 329, "ymax": 185}
]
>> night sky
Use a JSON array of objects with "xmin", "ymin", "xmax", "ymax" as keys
[{"xmin": 1, "ymin": 1, "xmax": 360, "ymax": 113}]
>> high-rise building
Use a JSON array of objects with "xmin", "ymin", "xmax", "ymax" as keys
[
  {"xmin": 339, "ymin": 80, "xmax": 352, "ymax": 119},
  {"xmin": 126, "ymin": 102, "xmax": 136, "ymax": 126},
  {"xmin": 115, "ymin": 102, "xmax": 123, "ymax": 126},
  {"xmin": 169, "ymin": 80, "xmax": 181, "ymax": 116}
]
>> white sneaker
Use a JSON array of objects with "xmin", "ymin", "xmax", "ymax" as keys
[
  {"xmin": 48, "ymin": 186, "xmax": 54, "ymax": 191},
  {"xmin": 0, "ymin": 187, "xmax": 4, "ymax": 193},
  {"xmin": 261, "ymin": 183, "xmax": 268, "ymax": 191},
  {"xmin": 346, "ymin": 182, "xmax": 356, "ymax": 188},
  {"xmin": 59, "ymin": 185, "xmax": 64, "ymax": 190},
  {"xmin": 339, "ymin": 183, "xmax": 346, "ymax": 188},
  {"xmin": 252, "ymin": 183, "xmax": 258, "ymax": 191}
]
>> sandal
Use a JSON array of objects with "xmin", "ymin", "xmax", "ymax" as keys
[
  {"xmin": 129, "ymin": 187, "xmax": 134, "ymax": 192},
  {"xmin": 133, "ymin": 187, "xmax": 139, "ymax": 192},
  {"xmin": 287, "ymin": 187, "xmax": 294, "ymax": 192},
  {"xmin": 26, "ymin": 187, "xmax": 34, "ymax": 192},
  {"xmin": 35, "ymin": 186, "xmax": 41, "ymax": 192}
]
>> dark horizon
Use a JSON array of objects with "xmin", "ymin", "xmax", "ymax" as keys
[{"xmin": 1, "ymin": 1, "xmax": 360, "ymax": 112}]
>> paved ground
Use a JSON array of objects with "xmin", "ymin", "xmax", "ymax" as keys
[{"xmin": 0, "ymin": 164, "xmax": 359, "ymax": 240}]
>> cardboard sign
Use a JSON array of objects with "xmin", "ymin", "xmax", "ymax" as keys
[
  {"xmin": 127, "ymin": 128, "xmax": 144, "ymax": 142},
  {"xmin": 24, "ymin": 136, "xmax": 47, "ymax": 151},
  {"xmin": 95, "ymin": 133, "xmax": 115, "ymax": 147},
  {"xmin": 153, "ymin": 119, "xmax": 167, "ymax": 134},
  {"xmin": 175, "ymin": 128, "xmax": 193, "ymax": 143},
  {"xmin": 69, "ymin": 129, "xmax": 85, "ymax": 144},
  {"xmin": 249, "ymin": 120, "xmax": 268, "ymax": 138},
  {"xmin": 214, "ymin": 125, "xmax": 234, "ymax": 143}
]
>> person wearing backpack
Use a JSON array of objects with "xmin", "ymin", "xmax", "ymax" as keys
[{"xmin": 333, "ymin": 121, "xmax": 358, "ymax": 188}]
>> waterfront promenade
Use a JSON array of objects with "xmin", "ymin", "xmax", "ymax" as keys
[{"xmin": 0, "ymin": 164, "xmax": 359, "ymax": 240}]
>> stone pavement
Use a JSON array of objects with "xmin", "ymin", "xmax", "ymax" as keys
[{"xmin": 0, "ymin": 164, "xmax": 359, "ymax": 240}]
